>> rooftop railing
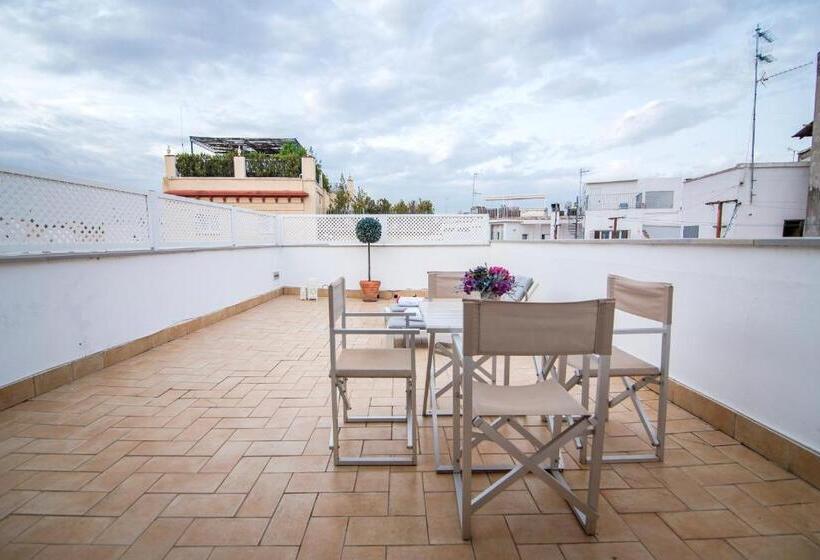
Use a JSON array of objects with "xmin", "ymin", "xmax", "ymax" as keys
[{"xmin": 0, "ymin": 171, "xmax": 489, "ymax": 257}]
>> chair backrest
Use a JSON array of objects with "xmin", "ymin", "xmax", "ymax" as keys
[
  {"xmin": 504, "ymin": 275, "xmax": 534, "ymax": 302},
  {"xmin": 328, "ymin": 277, "xmax": 346, "ymax": 329},
  {"xmin": 427, "ymin": 271, "xmax": 465, "ymax": 299},
  {"xmin": 607, "ymin": 274, "xmax": 673, "ymax": 324},
  {"xmin": 462, "ymin": 299, "xmax": 615, "ymax": 357}
]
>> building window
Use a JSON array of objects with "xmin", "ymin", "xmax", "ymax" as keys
[
  {"xmin": 682, "ymin": 225, "xmax": 699, "ymax": 239},
  {"xmin": 783, "ymin": 219, "xmax": 804, "ymax": 237},
  {"xmin": 645, "ymin": 191, "xmax": 675, "ymax": 209},
  {"xmin": 521, "ymin": 233, "xmax": 528, "ymax": 240},
  {"xmin": 541, "ymin": 234, "xmax": 546, "ymax": 240},
  {"xmin": 594, "ymin": 230, "xmax": 628, "ymax": 239}
]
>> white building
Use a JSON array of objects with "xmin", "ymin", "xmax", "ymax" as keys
[
  {"xmin": 584, "ymin": 177, "xmax": 682, "ymax": 239},
  {"xmin": 583, "ymin": 162, "xmax": 810, "ymax": 239}
]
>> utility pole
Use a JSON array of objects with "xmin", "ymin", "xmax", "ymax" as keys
[
  {"xmin": 576, "ymin": 168, "xmax": 589, "ymax": 239},
  {"xmin": 608, "ymin": 216, "xmax": 624, "ymax": 238},
  {"xmin": 706, "ymin": 199, "xmax": 739, "ymax": 238},
  {"xmin": 805, "ymin": 52, "xmax": 820, "ymax": 236},
  {"xmin": 749, "ymin": 25, "xmax": 774, "ymax": 205},
  {"xmin": 471, "ymin": 173, "xmax": 479, "ymax": 210}
]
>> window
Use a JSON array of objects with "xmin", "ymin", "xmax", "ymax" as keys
[
  {"xmin": 593, "ymin": 229, "xmax": 628, "ymax": 239},
  {"xmin": 783, "ymin": 219, "xmax": 804, "ymax": 237},
  {"xmin": 521, "ymin": 233, "xmax": 528, "ymax": 240},
  {"xmin": 645, "ymin": 191, "xmax": 675, "ymax": 209},
  {"xmin": 682, "ymin": 225, "xmax": 699, "ymax": 239},
  {"xmin": 541, "ymin": 234, "xmax": 546, "ymax": 240}
]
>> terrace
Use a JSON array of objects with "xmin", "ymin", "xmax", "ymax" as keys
[{"xmin": 1, "ymin": 171, "xmax": 819, "ymax": 559}]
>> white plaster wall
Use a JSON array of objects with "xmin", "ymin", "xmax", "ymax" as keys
[{"xmin": 0, "ymin": 247, "xmax": 281, "ymax": 386}]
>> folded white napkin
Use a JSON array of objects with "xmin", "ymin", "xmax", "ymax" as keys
[{"xmin": 396, "ymin": 296, "xmax": 423, "ymax": 307}]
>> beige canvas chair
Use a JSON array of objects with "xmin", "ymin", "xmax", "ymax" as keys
[
  {"xmin": 453, "ymin": 298, "xmax": 615, "ymax": 538},
  {"xmin": 563, "ymin": 274, "xmax": 673, "ymax": 463},
  {"xmin": 327, "ymin": 277, "xmax": 419, "ymax": 466},
  {"xmin": 423, "ymin": 271, "xmax": 499, "ymax": 416}
]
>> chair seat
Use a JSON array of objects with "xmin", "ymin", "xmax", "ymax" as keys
[
  {"xmin": 472, "ymin": 380, "xmax": 588, "ymax": 417},
  {"xmin": 567, "ymin": 346, "xmax": 659, "ymax": 377},
  {"xmin": 336, "ymin": 348, "xmax": 414, "ymax": 377}
]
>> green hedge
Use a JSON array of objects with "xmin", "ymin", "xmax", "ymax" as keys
[
  {"xmin": 245, "ymin": 153, "xmax": 301, "ymax": 178},
  {"xmin": 176, "ymin": 153, "xmax": 234, "ymax": 177}
]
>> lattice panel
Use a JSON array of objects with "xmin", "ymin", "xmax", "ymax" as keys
[
  {"xmin": 233, "ymin": 209, "xmax": 277, "ymax": 245},
  {"xmin": 0, "ymin": 171, "xmax": 150, "ymax": 253},
  {"xmin": 159, "ymin": 196, "xmax": 232, "ymax": 245},
  {"xmin": 384, "ymin": 214, "xmax": 488, "ymax": 245},
  {"xmin": 279, "ymin": 214, "xmax": 489, "ymax": 246}
]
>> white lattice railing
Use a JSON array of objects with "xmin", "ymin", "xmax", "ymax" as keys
[
  {"xmin": 0, "ymin": 170, "xmax": 490, "ymax": 256},
  {"xmin": 279, "ymin": 213, "xmax": 489, "ymax": 245},
  {"xmin": 0, "ymin": 171, "xmax": 278, "ymax": 256}
]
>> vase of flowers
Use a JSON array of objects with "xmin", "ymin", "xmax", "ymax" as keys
[{"xmin": 462, "ymin": 265, "xmax": 515, "ymax": 300}]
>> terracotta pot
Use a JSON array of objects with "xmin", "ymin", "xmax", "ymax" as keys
[{"xmin": 359, "ymin": 280, "xmax": 381, "ymax": 302}]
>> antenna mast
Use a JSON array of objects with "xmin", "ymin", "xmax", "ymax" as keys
[{"xmin": 749, "ymin": 24, "xmax": 774, "ymax": 204}]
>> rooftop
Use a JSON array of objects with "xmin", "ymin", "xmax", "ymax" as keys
[
  {"xmin": 0, "ymin": 294, "xmax": 817, "ymax": 559},
  {"xmin": 190, "ymin": 136, "xmax": 304, "ymax": 155}
]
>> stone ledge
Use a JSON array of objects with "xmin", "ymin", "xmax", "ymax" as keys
[{"xmin": 0, "ymin": 287, "xmax": 284, "ymax": 411}]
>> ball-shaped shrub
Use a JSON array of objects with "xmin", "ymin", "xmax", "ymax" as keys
[{"xmin": 355, "ymin": 217, "xmax": 382, "ymax": 244}]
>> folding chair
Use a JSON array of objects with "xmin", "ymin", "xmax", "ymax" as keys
[
  {"xmin": 422, "ymin": 271, "xmax": 499, "ymax": 416},
  {"xmin": 564, "ymin": 274, "xmax": 673, "ymax": 463},
  {"xmin": 454, "ymin": 298, "xmax": 615, "ymax": 538},
  {"xmin": 502, "ymin": 275, "xmax": 538, "ymax": 302},
  {"xmin": 327, "ymin": 277, "xmax": 420, "ymax": 466}
]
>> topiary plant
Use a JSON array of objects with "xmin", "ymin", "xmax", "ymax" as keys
[{"xmin": 355, "ymin": 217, "xmax": 382, "ymax": 281}]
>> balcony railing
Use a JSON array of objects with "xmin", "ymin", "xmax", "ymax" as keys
[{"xmin": 0, "ymin": 171, "xmax": 489, "ymax": 256}]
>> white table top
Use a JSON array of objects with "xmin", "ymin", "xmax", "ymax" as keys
[{"xmin": 419, "ymin": 299, "xmax": 464, "ymax": 333}]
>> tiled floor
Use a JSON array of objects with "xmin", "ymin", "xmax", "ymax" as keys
[{"xmin": 0, "ymin": 295, "xmax": 818, "ymax": 560}]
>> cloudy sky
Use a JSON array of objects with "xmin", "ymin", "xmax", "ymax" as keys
[{"xmin": 1, "ymin": 0, "xmax": 817, "ymax": 212}]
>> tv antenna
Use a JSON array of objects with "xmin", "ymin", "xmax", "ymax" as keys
[{"xmin": 749, "ymin": 24, "xmax": 774, "ymax": 205}]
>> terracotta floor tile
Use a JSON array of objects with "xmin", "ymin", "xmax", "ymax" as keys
[
  {"xmin": 15, "ymin": 472, "xmax": 97, "ymax": 491},
  {"xmin": 346, "ymin": 517, "xmax": 427, "ymax": 546},
  {"xmin": 385, "ymin": 545, "xmax": 474, "ymax": 560},
  {"xmin": 148, "ymin": 473, "xmax": 226, "ymax": 493},
  {"xmin": 296, "ymin": 517, "xmax": 347, "ymax": 560},
  {"xmin": 164, "ymin": 547, "xmax": 213, "ymax": 560},
  {"xmin": 706, "ymin": 484, "xmax": 801, "ymax": 535},
  {"xmin": 506, "ymin": 514, "xmax": 595, "ymax": 544},
  {"xmin": 684, "ymin": 538, "xmax": 745, "ymax": 559},
  {"xmin": 27, "ymin": 544, "xmax": 127, "ymax": 560},
  {"xmin": 389, "ymin": 472, "xmax": 425, "ymax": 515},
  {"xmin": 314, "ymin": 492, "xmax": 387, "ymax": 516},
  {"xmin": 470, "ymin": 515, "xmax": 517, "ymax": 560},
  {"xmin": 265, "ymin": 455, "xmax": 329, "ymax": 473},
  {"xmin": 649, "ymin": 467, "xmax": 723, "ymax": 510},
  {"xmin": 681, "ymin": 464, "xmax": 760, "ymax": 486},
  {"xmin": 0, "ymin": 542, "xmax": 44, "ymax": 559},
  {"xmin": 88, "ymin": 472, "xmax": 161, "ymax": 516},
  {"xmin": 18, "ymin": 454, "xmax": 89, "ymax": 472},
  {"xmin": 209, "ymin": 546, "xmax": 298, "ymax": 560},
  {"xmin": 355, "ymin": 471, "xmax": 390, "ymax": 493},
  {"xmin": 727, "ymin": 534, "xmax": 819, "ymax": 560},
  {"xmin": 287, "ymin": 472, "xmax": 356, "ymax": 493},
  {"xmin": 736, "ymin": 479, "xmax": 820, "ymax": 506},
  {"xmin": 517, "ymin": 544, "xmax": 564, "ymax": 560},
  {"xmin": 342, "ymin": 546, "xmax": 385, "ymax": 560},
  {"xmin": 0, "ymin": 515, "xmax": 40, "ymax": 546},
  {"xmin": 771, "ymin": 502, "xmax": 820, "ymax": 533},
  {"xmin": 0, "ymin": 491, "xmax": 39, "ymax": 519},
  {"xmin": 559, "ymin": 542, "xmax": 654, "ymax": 560},
  {"xmin": 261, "ymin": 493, "xmax": 316, "ymax": 545},
  {"xmin": 162, "ymin": 493, "xmax": 245, "ymax": 517},
  {"xmin": 237, "ymin": 473, "xmax": 290, "ymax": 517},
  {"xmin": 602, "ymin": 488, "xmax": 687, "ymax": 513},
  {"xmin": 95, "ymin": 493, "xmax": 175, "ymax": 544},
  {"xmin": 16, "ymin": 491, "xmax": 106, "ymax": 515},
  {"xmin": 660, "ymin": 510, "xmax": 757, "ymax": 539},
  {"xmin": 120, "ymin": 517, "xmax": 192, "ymax": 560},
  {"xmin": 138, "ymin": 456, "xmax": 208, "ymax": 473},
  {"xmin": 17, "ymin": 516, "xmax": 113, "ymax": 544},
  {"xmin": 178, "ymin": 518, "xmax": 268, "ymax": 546},
  {"xmin": 218, "ymin": 457, "xmax": 267, "ymax": 493},
  {"xmin": 622, "ymin": 513, "xmax": 699, "ymax": 560}
]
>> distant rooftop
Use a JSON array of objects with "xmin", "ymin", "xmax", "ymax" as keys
[
  {"xmin": 190, "ymin": 136, "xmax": 303, "ymax": 154},
  {"xmin": 792, "ymin": 121, "xmax": 813, "ymax": 139}
]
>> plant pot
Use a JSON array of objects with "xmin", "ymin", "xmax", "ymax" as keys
[{"xmin": 360, "ymin": 280, "xmax": 381, "ymax": 302}]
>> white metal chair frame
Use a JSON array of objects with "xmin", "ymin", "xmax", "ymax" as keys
[
  {"xmin": 453, "ymin": 298, "xmax": 615, "ymax": 539},
  {"xmin": 327, "ymin": 277, "xmax": 420, "ymax": 466},
  {"xmin": 557, "ymin": 274, "xmax": 673, "ymax": 464}
]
